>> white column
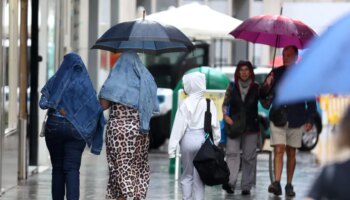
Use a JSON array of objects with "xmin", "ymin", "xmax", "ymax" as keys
[
  {"xmin": 8, "ymin": 0, "xmax": 19, "ymax": 130},
  {"xmin": 150, "ymin": 0, "xmax": 156, "ymax": 14},
  {"xmin": 54, "ymin": 0, "xmax": 64, "ymax": 68},
  {"xmin": 260, "ymin": 0, "xmax": 283, "ymax": 66},
  {"xmin": 78, "ymin": 1, "xmax": 88, "ymax": 64},
  {"xmin": 263, "ymin": 0, "xmax": 282, "ymax": 14},
  {"xmin": 37, "ymin": 0, "xmax": 50, "ymax": 166},
  {"xmin": 119, "ymin": 0, "xmax": 136, "ymax": 21}
]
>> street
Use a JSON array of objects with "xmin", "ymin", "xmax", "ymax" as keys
[{"xmin": 0, "ymin": 139, "xmax": 322, "ymax": 200}]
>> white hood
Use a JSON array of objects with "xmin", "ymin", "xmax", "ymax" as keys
[{"xmin": 182, "ymin": 72, "xmax": 206, "ymax": 114}]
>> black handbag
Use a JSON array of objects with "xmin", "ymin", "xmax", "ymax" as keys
[
  {"xmin": 224, "ymin": 111, "xmax": 246, "ymax": 139},
  {"xmin": 223, "ymin": 83, "xmax": 247, "ymax": 139},
  {"xmin": 269, "ymin": 106, "xmax": 288, "ymax": 127},
  {"xmin": 193, "ymin": 99, "xmax": 230, "ymax": 186},
  {"xmin": 40, "ymin": 112, "xmax": 48, "ymax": 137}
]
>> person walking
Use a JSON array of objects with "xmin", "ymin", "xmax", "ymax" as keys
[
  {"xmin": 221, "ymin": 60, "xmax": 260, "ymax": 195},
  {"xmin": 260, "ymin": 45, "xmax": 317, "ymax": 197},
  {"xmin": 168, "ymin": 72, "xmax": 221, "ymax": 200},
  {"xmin": 99, "ymin": 51, "xmax": 159, "ymax": 200},
  {"xmin": 305, "ymin": 107, "xmax": 350, "ymax": 200},
  {"xmin": 39, "ymin": 52, "xmax": 106, "ymax": 200}
]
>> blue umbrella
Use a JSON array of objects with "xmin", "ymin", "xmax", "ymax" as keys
[
  {"xmin": 276, "ymin": 12, "xmax": 350, "ymax": 104},
  {"xmin": 91, "ymin": 18, "xmax": 194, "ymax": 54}
]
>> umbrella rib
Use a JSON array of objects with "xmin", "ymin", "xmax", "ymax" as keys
[{"xmin": 252, "ymin": 31, "xmax": 261, "ymax": 44}]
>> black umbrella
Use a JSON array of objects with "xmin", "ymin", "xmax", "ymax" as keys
[{"xmin": 91, "ymin": 15, "xmax": 194, "ymax": 54}]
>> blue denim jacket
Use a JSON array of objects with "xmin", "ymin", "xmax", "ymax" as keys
[
  {"xmin": 99, "ymin": 51, "xmax": 159, "ymax": 133},
  {"xmin": 39, "ymin": 52, "xmax": 106, "ymax": 155}
]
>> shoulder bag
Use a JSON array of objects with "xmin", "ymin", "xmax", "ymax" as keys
[
  {"xmin": 39, "ymin": 112, "xmax": 48, "ymax": 137},
  {"xmin": 269, "ymin": 106, "xmax": 288, "ymax": 127},
  {"xmin": 193, "ymin": 98, "xmax": 230, "ymax": 186}
]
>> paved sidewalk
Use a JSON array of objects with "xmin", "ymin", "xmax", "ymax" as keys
[{"xmin": 0, "ymin": 144, "xmax": 320, "ymax": 200}]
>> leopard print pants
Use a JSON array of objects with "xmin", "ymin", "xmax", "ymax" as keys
[{"xmin": 105, "ymin": 103, "xmax": 150, "ymax": 200}]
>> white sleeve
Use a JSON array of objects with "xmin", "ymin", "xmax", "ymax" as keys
[
  {"xmin": 168, "ymin": 106, "xmax": 187, "ymax": 158},
  {"xmin": 210, "ymin": 100, "xmax": 221, "ymax": 145}
]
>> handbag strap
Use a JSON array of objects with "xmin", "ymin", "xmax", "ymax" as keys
[
  {"xmin": 206, "ymin": 98, "xmax": 210, "ymax": 111},
  {"xmin": 205, "ymin": 98, "xmax": 214, "ymax": 142}
]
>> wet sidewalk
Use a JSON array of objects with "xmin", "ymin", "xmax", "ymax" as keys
[{"xmin": 0, "ymin": 141, "xmax": 321, "ymax": 200}]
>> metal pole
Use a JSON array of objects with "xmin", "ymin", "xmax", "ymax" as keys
[
  {"xmin": 220, "ymin": 38, "xmax": 223, "ymax": 67},
  {"xmin": 0, "ymin": 0, "xmax": 4, "ymax": 194},
  {"xmin": 18, "ymin": 0, "xmax": 28, "ymax": 180},
  {"xmin": 174, "ymin": 147, "xmax": 180, "ymax": 180}
]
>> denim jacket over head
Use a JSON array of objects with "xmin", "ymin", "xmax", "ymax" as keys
[
  {"xmin": 99, "ymin": 51, "xmax": 159, "ymax": 133},
  {"xmin": 39, "ymin": 52, "xmax": 106, "ymax": 155}
]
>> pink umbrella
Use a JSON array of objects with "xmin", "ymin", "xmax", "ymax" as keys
[{"xmin": 230, "ymin": 15, "xmax": 317, "ymax": 49}]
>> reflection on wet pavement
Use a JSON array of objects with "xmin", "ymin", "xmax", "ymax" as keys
[{"xmin": 0, "ymin": 142, "xmax": 321, "ymax": 200}]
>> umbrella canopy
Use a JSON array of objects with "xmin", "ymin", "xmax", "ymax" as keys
[
  {"xmin": 145, "ymin": 2, "xmax": 242, "ymax": 40},
  {"xmin": 91, "ymin": 19, "xmax": 195, "ymax": 54},
  {"xmin": 276, "ymin": 13, "xmax": 350, "ymax": 104},
  {"xmin": 230, "ymin": 14, "xmax": 317, "ymax": 49}
]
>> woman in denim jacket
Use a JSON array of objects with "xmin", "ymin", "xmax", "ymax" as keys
[
  {"xmin": 99, "ymin": 51, "xmax": 159, "ymax": 200},
  {"xmin": 39, "ymin": 52, "xmax": 106, "ymax": 200}
]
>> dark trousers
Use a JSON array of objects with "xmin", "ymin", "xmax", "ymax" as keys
[{"xmin": 45, "ymin": 115, "xmax": 86, "ymax": 200}]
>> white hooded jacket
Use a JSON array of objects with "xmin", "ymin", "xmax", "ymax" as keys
[{"xmin": 168, "ymin": 72, "xmax": 221, "ymax": 158}]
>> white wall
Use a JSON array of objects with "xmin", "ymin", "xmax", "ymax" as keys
[
  {"xmin": 78, "ymin": 1, "xmax": 89, "ymax": 66},
  {"xmin": 38, "ymin": 0, "xmax": 50, "ymax": 166},
  {"xmin": 283, "ymin": 2, "xmax": 350, "ymax": 35},
  {"xmin": 97, "ymin": 0, "xmax": 111, "ymax": 93}
]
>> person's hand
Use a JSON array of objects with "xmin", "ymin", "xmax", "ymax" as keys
[
  {"xmin": 264, "ymin": 72, "xmax": 274, "ymax": 87},
  {"xmin": 59, "ymin": 108, "xmax": 67, "ymax": 116},
  {"xmin": 169, "ymin": 153, "xmax": 176, "ymax": 159},
  {"xmin": 304, "ymin": 197, "xmax": 315, "ymax": 200},
  {"xmin": 304, "ymin": 123, "xmax": 313, "ymax": 132},
  {"xmin": 224, "ymin": 115, "xmax": 233, "ymax": 125},
  {"xmin": 99, "ymin": 98, "xmax": 111, "ymax": 110}
]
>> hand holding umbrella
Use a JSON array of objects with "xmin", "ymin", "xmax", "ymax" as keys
[{"xmin": 264, "ymin": 72, "xmax": 274, "ymax": 87}]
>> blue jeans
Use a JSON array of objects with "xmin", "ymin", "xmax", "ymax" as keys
[{"xmin": 45, "ymin": 115, "xmax": 86, "ymax": 200}]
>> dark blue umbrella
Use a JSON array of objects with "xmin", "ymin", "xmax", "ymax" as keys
[
  {"xmin": 91, "ymin": 18, "xmax": 195, "ymax": 54},
  {"xmin": 276, "ymin": 12, "xmax": 350, "ymax": 104}
]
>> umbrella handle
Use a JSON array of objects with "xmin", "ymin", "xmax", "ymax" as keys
[
  {"xmin": 272, "ymin": 36, "xmax": 280, "ymax": 69},
  {"xmin": 272, "ymin": 47, "xmax": 277, "ymax": 68},
  {"xmin": 143, "ymin": 10, "xmax": 146, "ymax": 20}
]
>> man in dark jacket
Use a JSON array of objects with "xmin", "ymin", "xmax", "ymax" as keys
[{"xmin": 260, "ymin": 45, "xmax": 317, "ymax": 197}]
